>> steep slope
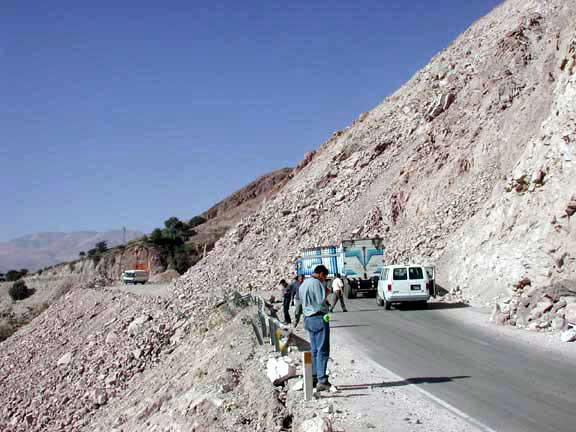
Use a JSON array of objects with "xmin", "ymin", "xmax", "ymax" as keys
[
  {"xmin": 0, "ymin": 230, "xmax": 143, "ymax": 272},
  {"xmin": 184, "ymin": 167, "xmax": 293, "ymax": 258},
  {"xmin": 177, "ymin": 0, "xmax": 576, "ymax": 305}
]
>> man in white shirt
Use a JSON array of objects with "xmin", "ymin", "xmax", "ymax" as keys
[{"xmin": 330, "ymin": 273, "xmax": 348, "ymax": 313}]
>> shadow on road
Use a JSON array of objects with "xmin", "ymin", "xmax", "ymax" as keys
[
  {"xmin": 331, "ymin": 324, "xmax": 370, "ymax": 329},
  {"xmin": 347, "ymin": 308, "xmax": 382, "ymax": 313},
  {"xmin": 394, "ymin": 302, "xmax": 470, "ymax": 311},
  {"xmin": 318, "ymin": 393, "xmax": 370, "ymax": 399},
  {"xmin": 336, "ymin": 376, "xmax": 471, "ymax": 390}
]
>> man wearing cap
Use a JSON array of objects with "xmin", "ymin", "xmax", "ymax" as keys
[{"xmin": 299, "ymin": 265, "xmax": 332, "ymax": 391}]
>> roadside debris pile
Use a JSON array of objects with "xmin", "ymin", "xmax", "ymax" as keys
[
  {"xmin": 84, "ymin": 296, "xmax": 291, "ymax": 432},
  {"xmin": 0, "ymin": 288, "xmax": 183, "ymax": 432},
  {"xmin": 490, "ymin": 280, "xmax": 576, "ymax": 341}
]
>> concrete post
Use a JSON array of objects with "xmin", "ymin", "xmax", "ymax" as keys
[{"xmin": 303, "ymin": 351, "xmax": 314, "ymax": 401}]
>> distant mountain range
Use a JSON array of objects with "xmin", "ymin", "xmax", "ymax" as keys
[{"xmin": 0, "ymin": 230, "xmax": 143, "ymax": 272}]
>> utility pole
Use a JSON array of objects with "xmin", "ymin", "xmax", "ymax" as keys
[{"xmin": 122, "ymin": 226, "xmax": 126, "ymax": 244}]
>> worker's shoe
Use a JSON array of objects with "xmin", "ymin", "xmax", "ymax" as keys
[
  {"xmin": 343, "ymin": 309, "xmax": 348, "ymax": 312},
  {"xmin": 316, "ymin": 382, "xmax": 332, "ymax": 392}
]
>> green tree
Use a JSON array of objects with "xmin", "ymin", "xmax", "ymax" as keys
[
  {"xmin": 19, "ymin": 269, "xmax": 29, "ymax": 277},
  {"xmin": 79, "ymin": 251, "xmax": 86, "ymax": 257},
  {"xmin": 149, "ymin": 228, "xmax": 166, "ymax": 245},
  {"xmin": 188, "ymin": 215, "xmax": 207, "ymax": 228},
  {"xmin": 9, "ymin": 280, "xmax": 30, "ymax": 301},
  {"xmin": 95, "ymin": 241, "xmax": 108, "ymax": 253},
  {"xmin": 5, "ymin": 270, "xmax": 22, "ymax": 282}
]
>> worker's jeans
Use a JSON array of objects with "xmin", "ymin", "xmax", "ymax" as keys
[
  {"xmin": 304, "ymin": 315, "xmax": 330, "ymax": 384},
  {"xmin": 283, "ymin": 296, "xmax": 292, "ymax": 324}
]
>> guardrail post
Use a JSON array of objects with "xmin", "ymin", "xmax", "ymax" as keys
[
  {"xmin": 303, "ymin": 351, "xmax": 313, "ymax": 401},
  {"xmin": 250, "ymin": 319, "xmax": 263, "ymax": 345},
  {"xmin": 269, "ymin": 318, "xmax": 276, "ymax": 347},
  {"xmin": 258, "ymin": 310, "xmax": 268, "ymax": 338}
]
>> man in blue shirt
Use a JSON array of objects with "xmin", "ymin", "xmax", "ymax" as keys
[{"xmin": 299, "ymin": 265, "xmax": 331, "ymax": 391}]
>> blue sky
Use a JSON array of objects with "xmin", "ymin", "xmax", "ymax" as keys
[{"xmin": 0, "ymin": 0, "xmax": 502, "ymax": 241}]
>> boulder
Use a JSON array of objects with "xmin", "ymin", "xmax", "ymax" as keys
[
  {"xmin": 564, "ymin": 304, "xmax": 576, "ymax": 324},
  {"xmin": 266, "ymin": 357, "xmax": 296, "ymax": 385},
  {"xmin": 91, "ymin": 389, "xmax": 108, "ymax": 406},
  {"xmin": 105, "ymin": 331, "xmax": 119, "ymax": 345},
  {"xmin": 560, "ymin": 328, "xmax": 576, "ymax": 343},
  {"xmin": 128, "ymin": 315, "xmax": 151, "ymax": 336},
  {"xmin": 551, "ymin": 317, "xmax": 566, "ymax": 330},
  {"xmin": 57, "ymin": 352, "xmax": 73, "ymax": 366},
  {"xmin": 299, "ymin": 417, "xmax": 333, "ymax": 432}
]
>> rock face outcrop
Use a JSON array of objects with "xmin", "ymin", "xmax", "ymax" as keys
[
  {"xmin": 177, "ymin": 0, "xmax": 576, "ymax": 306},
  {"xmin": 29, "ymin": 243, "xmax": 165, "ymax": 287}
]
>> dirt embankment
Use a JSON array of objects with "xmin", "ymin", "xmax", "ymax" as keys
[{"xmin": 0, "ymin": 243, "xmax": 165, "ymax": 342}]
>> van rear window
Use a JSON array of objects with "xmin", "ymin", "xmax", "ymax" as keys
[
  {"xmin": 393, "ymin": 268, "xmax": 407, "ymax": 280},
  {"xmin": 409, "ymin": 267, "xmax": 424, "ymax": 280}
]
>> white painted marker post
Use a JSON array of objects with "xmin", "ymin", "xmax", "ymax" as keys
[{"xmin": 303, "ymin": 351, "xmax": 313, "ymax": 401}]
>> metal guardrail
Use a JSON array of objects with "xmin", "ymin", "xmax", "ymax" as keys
[{"xmin": 227, "ymin": 291, "xmax": 314, "ymax": 399}]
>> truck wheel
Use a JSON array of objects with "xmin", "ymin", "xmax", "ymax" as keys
[
  {"xmin": 384, "ymin": 298, "xmax": 391, "ymax": 310},
  {"xmin": 419, "ymin": 301, "xmax": 428, "ymax": 309},
  {"xmin": 376, "ymin": 293, "xmax": 384, "ymax": 307}
]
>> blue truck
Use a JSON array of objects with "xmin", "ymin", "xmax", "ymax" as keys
[{"xmin": 296, "ymin": 238, "xmax": 385, "ymax": 298}]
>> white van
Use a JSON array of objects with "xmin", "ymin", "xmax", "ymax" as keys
[
  {"xmin": 376, "ymin": 265, "xmax": 436, "ymax": 309},
  {"xmin": 122, "ymin": 270, "xmax": 149, "ymax": 285}
]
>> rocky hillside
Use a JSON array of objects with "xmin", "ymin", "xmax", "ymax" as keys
[
  {"xmin": 0, "ymin": 230, "xmax": 143, "ymax": 273},
  {"xmin": 188, "ymin": 168, "xmax": 294, "ymax": 255},
  {"xmin": 177, "ymin": 0, "xmax": 576, "ymax": 306}
]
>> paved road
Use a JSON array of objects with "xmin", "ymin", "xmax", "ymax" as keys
[{"xmin": 329, "ymin": 297, "xmax": 576, "ymax": 432}]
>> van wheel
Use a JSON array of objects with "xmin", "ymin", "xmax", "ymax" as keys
[
  {"xmin": 384, "ymin": 299, "xmax": 391, "ymax": 310},
  {"xmin": 376, "ymin": 293, "xmax": 384, "ymax": 307}
]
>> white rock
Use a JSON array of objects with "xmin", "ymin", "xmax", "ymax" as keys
[
  {"xmin": 551, "ymin": 317, "xmax": 566, "ymax": 331},
  {"xmin": 57, "ymin": 352, "xmax": 73, "ymax": 366},
  {"xmin": 91, "ymin": 389, "xmax": 108, "ymax": 406},
  {"xmin": 128, "ymin": 315, "xmax": 150, "ymax": 336},
  {"xmin": 290, "ymin": 379, "xmax": 304, "ymax": 392},
  {"xmin": 560, "ymin": 328, "xmax": 576, "ymax": 343},
  {"xmin": 564, "ymin": 304, "xmax": 576, "ymax": 324},
  {"xmin": 266, "ymin": 357, "xmax": 296, "ymax": 384},
  {"xmin": 299, "ymin": 417, "xmax": 333, "ymax": 432},
  {"xmin": 105, "ymin": 331, "xmax": 119, "ymax": 344}
]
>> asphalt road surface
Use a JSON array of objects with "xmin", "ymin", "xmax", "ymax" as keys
[{"xmin": 328, "ymin": 297, "xmax": 576, "ymax": 432}]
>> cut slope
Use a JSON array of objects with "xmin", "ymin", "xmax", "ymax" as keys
[{"xmin": 177, "ymin": 0, "xmax": 576, "ymax": 304}]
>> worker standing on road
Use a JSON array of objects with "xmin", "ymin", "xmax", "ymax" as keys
[
  {"xmin": 280, "ymin": 279, "xmax": 292, "ymax": 324},
  {"xmin": 299, "ymin": 265, "xmax": 332, "ymax": 392},
  {"xmin": 330, "ymin": 273, "xmax": 348, "ymax": 313},
  {"xmin": 290, "ymin": 275, "xmax": 305, "ymax": 327}
]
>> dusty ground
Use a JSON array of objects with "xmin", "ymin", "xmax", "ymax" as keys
[{"xmin": 108, "ymin": 282, "xmax": 172, "ymax": 299}]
